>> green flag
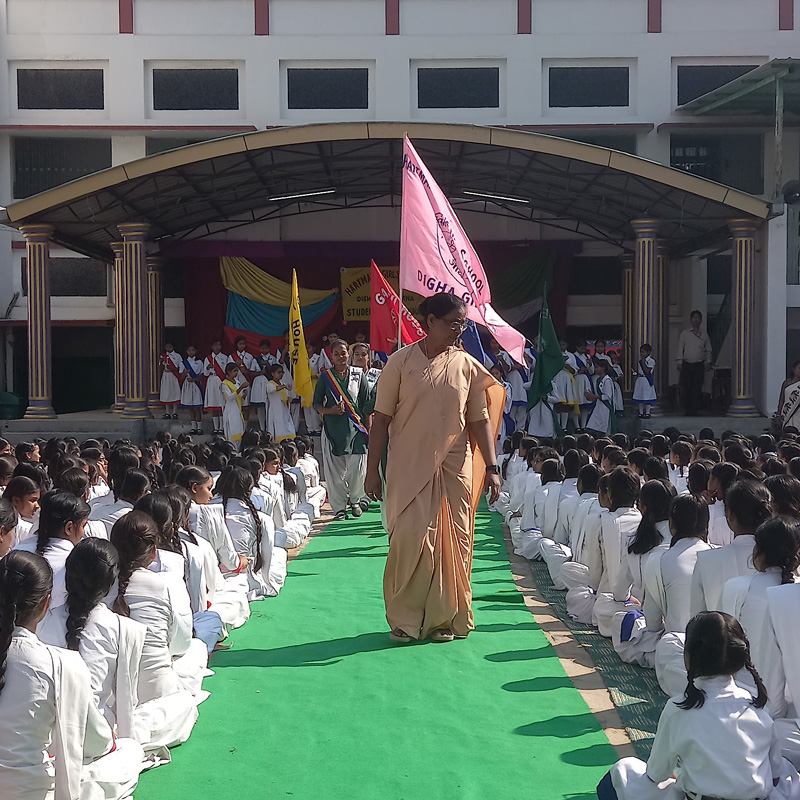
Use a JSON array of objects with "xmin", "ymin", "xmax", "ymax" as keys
[{"xmin": 527, "ymin": 290, "xmax": 564, "ymax": 410}]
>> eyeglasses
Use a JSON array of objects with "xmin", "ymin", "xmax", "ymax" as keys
[{"xmin": 440, "ymin": 319, "xmax": 469, "ymax": 332}]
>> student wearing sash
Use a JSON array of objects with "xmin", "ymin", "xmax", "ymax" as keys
[
  {"xmin": 160, "ymin": 342, "xmax": 183, "ymax": 420},
  {"xmin": 266, "ymin": 364, "xmax": 296, "ymax": 443},
  {"xmin": 585, "ymin": 361, "xmax": 615, "ymax": 436},
  {"xmin": 313, "ymin": 339, "xmax": 372, "ymax": 522},
  {"xmin": 181, "ymin": 344, "xmax": 205, "ymax": 435},
  {"xmin": 572, "ymin": 340, "xmax": 595, "ymax": 431},
  {"xmin": 203, "ymin": 339, "xmax": 229, "ymax": 436},
  {"xmin": 250, "ymin": 339, "xmax": 279, "ymax": 434},
  {"xmin": 220, "ymin": 363, "xmax": 247, "ymax": 449},
  {"xmin": 633, "ymin": 344, "xmax": 657, "ymax": 419},
  {"xmin": 304, "ymin": 340, "xmax": 322, "ymax": 435},
  {"xmin": 229, "ymin": 337, "xmax": 256, "ymax": 425},
  {"xmin": 778, "ymin": 360, "xmax": 800, "ymax": 431}
]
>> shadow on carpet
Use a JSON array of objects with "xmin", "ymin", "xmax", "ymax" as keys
[{"xmin": 526, "ymin": 558, "xmax": 667, "ymax": 758}]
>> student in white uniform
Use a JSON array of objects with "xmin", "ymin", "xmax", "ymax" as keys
[
  {"xmin": 691, "ymin": 479, "xmax": 773, "ymax": 615},
  {"xmin": 0, "ymin": 550, "xmax": 144, "ymax": 800},
  {"xmin": 707, "ymin": 462, "xmax": 740, "ymax": 546},
  {"xmin": 632, "ymin": 344, "xmax": 657, "ymax": 419},
  {"xmin": 572, "ymin": 340, "xmax": 596, "ymax": 431},
  {"xmin": 220, "ymin": 363, "xmax": 248, "ymax": 449},
  {"xmin": 249, "ymin": 339, "xmax": 279, "ymax": 434},
  {"xmin": 15, "ymin": 490, "xmax": 91, "ymax": 609},
  {"xmin": 520, "ymin": 458, "xmax": 565, "ymax": 560},
  {"xmin": 203, "ymin": 339, "xmax": 229, "ymax": 436},
  {"xmin": 599, "ymin": 611, "xmax": 800, "ymax": 800},
  {"xmin": 159, "ymin": 342, "xmax": 184, "ymax": 420},
  {"xmin": 668, "ymin": 441, "xmax": 692, "ymax": 495},
  {"xmin": 282, "ymin": 441, "xmax": 326, "ymax": 518},
  {"xmin": 266, "ymin": 364, "xmax": 297, "ymax": 443},
  {"xmin": 5, "ymin": 475, "xmax": 40, "ymax": 548},
  {"xmin": 228, "ymin": 336, "xmax": 256, "ymax": 425},
  {"xmin": 180, "ymin": 344, "xmax": 205, "ymax": 435},
  {"xmin": 0, "ymin": 499, "xmax": 18, "ymax": 559},
  {"xmin": 585, "ymin": 361, "xmax": 614, "ymax": 436},
  {"xmin": 88, "ymin": 469, "xmax": 150, "ymax": 539}
]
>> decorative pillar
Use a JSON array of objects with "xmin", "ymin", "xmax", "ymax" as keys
[
  {"xmin": 147, "ymin": 257, "xmax": 165, "ymax": 412},
  {"xmin": 632, "ymin": 219, "xmax": 662, "ymax": 416},
  {"xmin": 111, "ymin": 242, "xmax": 126, "ymax": 413},
  {"xmin": 620, "ymin": 253, "xmax": 635, "ymax": 397},
  {"xmin": 119, "ymin": 223, "xmax": 153, "ymax": 419},
  {"xmin": 20, "ymin": 225, "xmax": 56, "ymax": 419},
  {"xmin": 727, "ymin": 219, "xmax": 760, "ymax": 418}
]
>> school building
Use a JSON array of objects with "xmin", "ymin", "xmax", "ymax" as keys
[{"xmin": 0, "ymin": 0, "xmax": 796, "ymax": 425}]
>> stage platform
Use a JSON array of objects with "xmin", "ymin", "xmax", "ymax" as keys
[{"xmin": 0, "ymin": 408, "xmax": 772, "ymax": 444}]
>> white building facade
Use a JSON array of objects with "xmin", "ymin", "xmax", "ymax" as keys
[{"xmin": 0, "ymin": 0, "xmax": 796, "ymax": 416}]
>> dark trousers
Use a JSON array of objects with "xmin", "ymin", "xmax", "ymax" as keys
[{"xmin": 681, "ymin": 361, "xmax": 705, "ymax": 415}]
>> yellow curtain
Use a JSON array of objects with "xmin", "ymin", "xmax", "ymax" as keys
[{"xmin": 220, "ymin": 257, "xmax": 337, "ymax": 306}]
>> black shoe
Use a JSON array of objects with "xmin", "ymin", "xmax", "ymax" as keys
[
  {"xmin": 172, "ymin": 413, "xmax": 179, "ymax": 419},
  {"xmin": 359, "ymin": 498, "xmax": 370, "ymax": 512},
  {"xmin": 162, "ymin": 414, "xmax": 171, "ymax": 420},
  {"xmin": 350, "ymin": 504, "xmax": 363, "ymax": 518},
  {"xmin": 333, "ymin": 510, "xmax": 348, "ymax": 521}
]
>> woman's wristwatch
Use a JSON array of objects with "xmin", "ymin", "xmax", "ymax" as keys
[{"xmin": 485, "ymin": 465, "xmax": 499, "ymax": 474}]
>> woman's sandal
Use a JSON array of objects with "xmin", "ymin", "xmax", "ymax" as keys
[
  {"xmin": 389, "ymin": 629, "xmax": 413, "ymax": 643},
  {"xmin": 431, "ymin": 629, "xmax": 454, "ymax": 643}
]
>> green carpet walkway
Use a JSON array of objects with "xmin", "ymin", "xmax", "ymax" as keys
[{"xmin": 135, "ymin": 505, "xmax": 618, "ymax": 800}]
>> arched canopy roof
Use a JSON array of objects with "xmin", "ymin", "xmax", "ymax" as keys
[{"xmin": 0, "ymin": 122, "xmax": 770, "ymax": 261}]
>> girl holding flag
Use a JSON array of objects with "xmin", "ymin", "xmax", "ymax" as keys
[
  {"xmin": 181, "ymin": 344, "xmax": 205, "ymax": 434},
  {"xmin": 313, "ymin": 339, "xmax": 372, "ymax": 521}
]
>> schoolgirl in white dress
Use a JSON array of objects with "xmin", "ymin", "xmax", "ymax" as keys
[
  {"xmin": 159, "ymin": 343, "xmax": 183, "ymax": 419},
  {"xmin": 632, "ymin": 344, "xmax": 657, "ymax": 419},
  {"xmin": 180, "ymin": 345, "xmax": 205, "ymax": 435},
  {"xmin": 572, "ymin": 341, "xmax": 595, "ymax": 431},
  {"xmin": 220, "ymin": 363, "xmax": 248, "ymax": 449},
  {"xmin": 585, "ymin": 361, "xmax": 615, "ymax": 436},
  {"xmin": 266, "ymin": 364, "xmax": 297, "ymax": 443},
  {"xmin": 250, "ymin": 339, "xmax": 279, "ymax": 433},
  {"xmin": 228, "ymin": 337, "xmax": 257, "ymax": 424},
  {"xmin": 203, "ymin": 340, "xmax": 229, "ymax": 436}
]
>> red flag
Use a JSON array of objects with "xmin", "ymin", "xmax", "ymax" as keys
[{"xmin": 370, "ymin": 260, "xmax": 425, "ymax": 353}]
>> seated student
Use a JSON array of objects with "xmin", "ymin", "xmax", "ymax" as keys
[
  {"xmin": 37, "ymin": 538, "xmax": 148, "ymax": 742},
  {"xmin": 642, "ymin": 456, "xmax": 670, "ymax": 484},
  {"xmin": 52, "ymin": 466, "xmax": 109, "ymax": 539},
  {"xmin": 15, "ymin": 490, "xmax": 90, "ymax": 608},
  {"xmin": 0, "ymin": 454, "xmax": 17, "ymax": 496},
  {"xmin": 0, "ymin": 551, "xmax": 144, "ymax": 799},
  {"xmin": 599, "ymin": 611, "xmax": 800, "ymax": 800},
  {"xmin": 601, "ymin": 445, "xmax": 627, "ymax": 475},
  {"xmin": 520, "ymin": 458, "xmax": 565, "ymax": 560},
  {"xmin": 89, "ymin": 468, "xmax": 150, "ymax": 538},
  {"xmin": 541, "ymin": 462, "xmax": 601, "ymax": 590},
  {"xmin": 723, "ymin": 517, "xmax": 800, "ymax": 685},
  {"xmin": 691, "ymin": 479, "xmax": 773, "ymax": 615},
  {"xmin": 90, "ymin": 447, "xmax": 139, "ymax": 510},
  {"xmin": 259, "ymin": 448, "xmax": 314, "ymax": 548},
  {"xmin": 563, "ymin": 472, "xmax": 609, "ymax": 624},
  {"xmin": 498, "ymin": 437, "xmax": 537, "ymax": 531},
  {"xmin": 626, "ymin": 448, "xmax": 649, "ymax": 484},
  {"xmin": 591, "ymin": 467, "xmax": 643, "ymax": 637},
  {"xmin": 765, "ymin": 475, "xmax": 800, "ymax": 519},
  {"xmin": 4, "ymin": 475, "xmax": 40, "ymax": 547},
  {"xmin": 0, "ymin": 499, "xmax": 18, "ymax": 559},
  {"xmin": 668, "ymin": 441, "xmax": 692, "ymax": 495},
  {"xmin": 685, "ymin": 459, "xmax": 712, "ymax": 501},
  {"xmin": 283, "ymin": 440, "xmax": 326, "ymax": 519},
  {"xmin": 515, "ymin": 447, "xmax": 557, "ymax": 538},
  {"xmin": 135, "ymin": 492, "xmax": 223, "ymax": 657},
  {"xmin": 109, "ymin": 513, "xmax": 201, "ymax": 749}
]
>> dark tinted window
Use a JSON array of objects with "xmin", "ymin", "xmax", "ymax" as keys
[
  {"xmin": 22, "ymin": 257, "xmax": 107, "ymax": 297},
  {"xmin": 13, "ymin": 137, "xmax": 112, "ymax": 198},
  {"xmin": 287, "ymin": 69, "xmax": 369, "ymax": 109},
  {"xmin": 670, "ymin": 134, "xmax": 764, "ymax": 195},
  {"xmin": 568, "ymin": 257, "xmax": 623, "ymax": 295},
  {"xmin": 152, "ymin": 69, "xmax": 239, "ymax": 110},
  {"xmin": 17, "ymin": 69, "xmax": 104, "ymax": 110},
  {"xmin": 677, "ymin": 65, "xmax": 757, "ymax": 106},
  {"xmin": 549, "ymin": 67, "xmax": 629, "ymax": 108},
  {"xmin": 417, "ymin": 67, "xmax": 500, "ymax": 109},
  {"xmin": 706, "ymin": 255, "xmax": 732, "ymax": 295}
]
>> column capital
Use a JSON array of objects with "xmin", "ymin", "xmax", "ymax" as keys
[
  {"xmin": 19, "ymin": 224, "xmax": 55, "ymax": 243},
  {"xmin": 110, "ymin": 241, "xmax": 125, "ymax": 259},
  {"xmin": 620, "ymin": 252, "xmax": 635, "ymax": 269},
  {"xmin": 631, "ymin": 218, "xmax": 661, "ymax": 238},
  {"xmin": 728, "ymin": 218, "xmax": 760, "ymax": 238},
  {"xmin": 146, "ymin": 256, "xmax": 166, "ymax": 272},
  {"xmin": 118, "ymin": 222, "xmax": 151, "ymax": 242}
]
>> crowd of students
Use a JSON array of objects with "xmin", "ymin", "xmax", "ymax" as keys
[
  {"xmin": 492, "ymin": 425, "xmax": 800, "ymax": 799},
  {"xmin": 0, "ymin": 430, "xmax": 326, "ymax": 799}
]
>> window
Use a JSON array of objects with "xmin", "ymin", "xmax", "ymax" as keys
[
  {"xmin": 21, "ymin": 257, "xmax": 108, "ymax": 297},
  {"xmin": 13, "ymin": 137, "xmax": 112, "ymax": 198},
  {"xmin": 145, "ymin": 137, "xmax": 208, "ymax": 156},
  {"xmin": 561, "ymin": 133, "xmax": 637, "ymax": 155},
  {"xmin": 549, "ymin": 67, "xmax": 629, "ymax": 108},
  {"xmin": 152, "ymin": 69, "xmax": 238, "ymax": 111},
  {"xmin": 17, "ymin": 69, "xmax": 104, "ymax": 110},
  {"xmin": 706, "ymin": 255, "xmax": 732, "ymax": 295},
  {"xmin": 670, "ymin": 134, "xmax": 764, "ymax": 195},
  {"xmin": 568, "ymin": 257, "xmax": 623, "ymax": 295},
  {"xmin": 677, "ymin": 65, "xmax": 757, "ymax": 106},
  {"xmin": 417, "ymin": 67, "xmax": 499, "ymax": 109},
  {"xmin": 287, "ymin": 68, "xmax": 368, "ymax": 110}
]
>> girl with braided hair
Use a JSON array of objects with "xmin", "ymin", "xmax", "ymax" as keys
[
  {"xmin": 4, "ymin": 475, "xmax": 40, "ymax": 546},
  {"xmin": 14, "ymin": 490, "xmax": 89, "ymax": 608},
  {"xmin": 89, "ymin": 468, "xmax": 150, "ymax": 538},
  {"xmin": 217, "ymin": 466, "xmax": 281, "ymax": 599},
  {"xmin": 599, "ymin": 611, "xmax": 800, "ymax": 800},
  {"xmin": 0, "ymin": 550, "xmax": 144, "ymax": 799}
]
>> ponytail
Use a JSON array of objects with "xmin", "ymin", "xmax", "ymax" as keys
[{"xmin": 219, "ymin": 466, "xmax": 263, "ymax": 572}]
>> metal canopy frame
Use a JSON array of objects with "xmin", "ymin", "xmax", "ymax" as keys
[{"xmin": 0, "ymin": 122, "xmax": 770, "ymax": 261}]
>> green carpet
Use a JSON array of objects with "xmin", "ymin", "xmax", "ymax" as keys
[{"xmin": 135, "ymin": 505, "xmax": 618, "ymax": 800}]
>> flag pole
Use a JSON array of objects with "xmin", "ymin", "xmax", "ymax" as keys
[{"xmin": 397, "ymin": 287, "xmax": 404, "ymax": 351}]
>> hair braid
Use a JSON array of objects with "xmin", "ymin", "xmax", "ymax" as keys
[
  {"xmin": 242, "ymin": 494, "xmax": 264, "ymax": 573},
  {"xmin": 65, "ymin": 604, "xmax": 92, "ymax": 651},
  {"xmin": 0, "ymin": 592, "xmax": 17, "ymax": 696},
  {"xmin": 113, "ymin": 566, "xmax": 133, "ymax": 617},
  {"xmin": 745, "ymin": 654, "xmax": 769, "ymax": 709},
  {"xmin": 676, "ymin": 666, "xmax": 706, "ymax": 710}
]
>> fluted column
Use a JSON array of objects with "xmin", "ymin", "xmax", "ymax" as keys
[
  {"xmin": 119, "ymin": 223, "xmax": 153, "ymax": 419},
  {"xmin": 632, "ymin": 219, "xmax": 662, "ymax": 416},
  {"xmin": 111, "ymin": 242, "xmax": 126, "ymax": 413},
  {"xmin": 657, "ymin": 241, "xmax": 670, "ymax": 408},
  {"xmin": 147, "ymin": 257, "xmax": 165, "ymax": 412},
  {"xmin": 727, "ymin": 219, "xmax": 760, "ymax": 418},
  {"xmin": 20, "ymin": 225, "xmax": 56, "ymax": 419},
  {"xmin": 621, "ymin": 253, "xmax": 634, "ymax": 397}
]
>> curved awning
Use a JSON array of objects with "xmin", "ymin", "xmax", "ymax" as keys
[{"xmin": 0, "ymin": 121, "xmax": 770, "ymax": 260}]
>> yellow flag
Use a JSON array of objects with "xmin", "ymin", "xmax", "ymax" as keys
[{"xmin": 289, "ymin": 269, "xmax": 314, "ymax": 406}]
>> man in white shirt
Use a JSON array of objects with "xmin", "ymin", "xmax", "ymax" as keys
[{"xmin": 675, "ymin": 310, "xmax": 712, "ymax": 417}]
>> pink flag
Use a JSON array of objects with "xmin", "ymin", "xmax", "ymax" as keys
[{"xmin": 399, "ymin": 134, "xmax": 525, "ymax": 364}]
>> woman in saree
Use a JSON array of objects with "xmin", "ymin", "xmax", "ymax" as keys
[{"xmin": 364, "ymin": 293, "xmax": 505, "ymax": 644}]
